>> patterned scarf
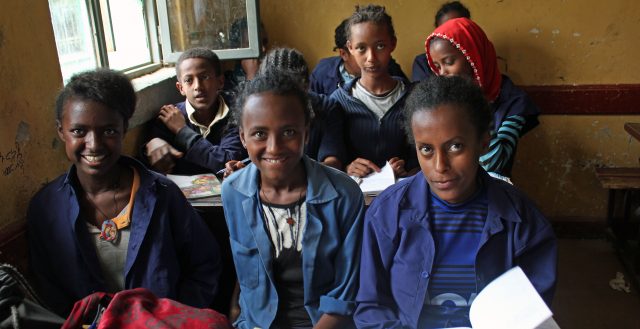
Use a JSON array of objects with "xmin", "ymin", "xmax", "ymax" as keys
[{"xmin": 425, "ymin": 17, "xmax": 502, "ymax": 102}]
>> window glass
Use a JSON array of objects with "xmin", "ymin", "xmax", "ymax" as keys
[
  {"xmin": 165, "ymin": 0, "xmax": 248, "ymax": 52},
  {"xmin": 102, "ymin": 0, "xmax": 152, "ymax": 70},
  {"xmin": 49, "ymin": 0, "xmax": 98, "ymax": 82}
]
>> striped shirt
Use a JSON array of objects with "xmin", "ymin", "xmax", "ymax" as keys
[{"xmin": 419, "ymin": 185, "xmax": 488, "ymax": 328}]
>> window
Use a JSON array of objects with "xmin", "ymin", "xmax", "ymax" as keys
[
  {"xmin": 49, "ymin": 0, "xmax": 261, "ymax": 82},
  {"xmin": 49, "ymin": 0, "xmax": 156, "ymax": 82}
]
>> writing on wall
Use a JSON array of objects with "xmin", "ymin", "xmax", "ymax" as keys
[{"xmin": 0, "ymin": 142, "xmax": 24, "ymax": 176}]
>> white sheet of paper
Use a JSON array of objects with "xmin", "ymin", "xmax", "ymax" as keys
[
  {"xmin": 358, "ymin": 161, "xmax": 395, "ymax": 194},
  {"xmin": 470, "ymin": 267, "xmax": 558, "ymax": 329}
]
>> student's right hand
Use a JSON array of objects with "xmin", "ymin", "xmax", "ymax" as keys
[
  {"xmin": 145, "ymin": 138, "xmax": 183, "ymax": 174},
  {"xmin": 346, "ymin": 158, "xmax": 381, "ymax": 178},
  {"xmin": 222, "ymin": 159, "xmax": 247, "ymax": 179}
]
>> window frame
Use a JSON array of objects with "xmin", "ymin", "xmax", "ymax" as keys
[{"xmin": 155, "ymin": 0, "xmax": 261, "ymax": 63}]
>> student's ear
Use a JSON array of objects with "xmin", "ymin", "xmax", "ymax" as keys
[
  {"xmin": 346, "ymin": 40, "xmax": 353, "ymax": 54},
  {"xmin": 304, "ymin": 124, "xmax": 310, "ymax": 145},
  {"xmin": 56, "ymin": 120, "xmax": 65, "ymax": 142},
  {"xmin": 390, "ymin": 37, "xmax": 397, "ymax": 52},
  {"xmin": 217, "ymin": 73, "xmax": 225, "ymax": 91},
  {"xmin": 176, "ymin": 80, "xmax": 187, "ymax": 97}
]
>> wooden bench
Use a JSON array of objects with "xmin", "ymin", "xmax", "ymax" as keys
[{"xmin": 595, "ymin": 167, "xmax": 640, "ymax": 277}]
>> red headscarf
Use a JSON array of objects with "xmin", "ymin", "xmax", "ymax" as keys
[{"xmin": 425, "ymin": 18, "xmax": 502, "ymax": 102}]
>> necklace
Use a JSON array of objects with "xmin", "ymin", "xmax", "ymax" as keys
[
  {"xmin": 260, "ymin": 188, "xmax": 306, "ymax": 254},
  {"xmin": 84, "ymin": 184, "xmax": 120, "ymax": 242}
]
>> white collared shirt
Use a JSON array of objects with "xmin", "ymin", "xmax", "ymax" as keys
[{"xmin": 185, "ymin": 96, "xmax": 229, "ymax": 138}]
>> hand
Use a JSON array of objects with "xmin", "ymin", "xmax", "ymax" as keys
[
  {"xmin": 223, "ymin": 159, "xmax": 248, "ymax": 179},
  {"xmin": 389, "ymin": 157, "xmax": 408, "ymax": 177},
  {"xmin": 240, "ymin": 58, "xmax": 260, "ymax": 80},
  {"xmin": 145, "ymin": 138, "xmax": 183, "ymax": 174},
  {"xmin": 158, "ymin": 104, "xmax": 187, "ymax": 134},
  {"xmin": 346, "ymin": 158, "xmax": 380, "ymax": 178}
]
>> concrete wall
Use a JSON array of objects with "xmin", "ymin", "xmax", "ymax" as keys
[{"xmin": 261, "ymin": 0, "xmax": 640, "ymax": 221}]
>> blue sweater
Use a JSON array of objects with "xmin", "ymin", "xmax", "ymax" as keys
[
  {"xmin": 310, "ymin": 56, "xmax": 408, "ymax": 96},
  {"xmin": 27, "ymin": 156, "xmax": 222, "ymax": 316},
  {"xmin": 144, "ymin": 99, "xmax": 246, "ymax": 175},
  {"xmin": 330, "ymin": 77, "xmax": 417, "ymax": 170}
]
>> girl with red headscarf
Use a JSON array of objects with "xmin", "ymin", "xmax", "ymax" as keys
[{"xmin": 425, "ymin": 17, "xmax": 540, "ymax": 177}]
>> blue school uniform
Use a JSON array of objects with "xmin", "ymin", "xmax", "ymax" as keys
[
  {"xmin": 144, "ymin": 98, "xmax": 246, "ymax": 175},
  {"xmin": 222, "ymin": 156, "xmax": 364, "ymax": 329},
  {"xmin": 354, "ymin": 170, "xmax": 557, "ymax": 329},
  {"xmin": 309, "ymin": 56, "xmax": 409, "ymax": 96},
  {"xmin": 411, "ymin": 53, "xmax": 434, "ymax": 82},
  {"xmin": 330, "ymin": 77, "xmax": 417, "ymax": 170},
  {"xmin": 481, "ymin": 75, "xmax": 540, "ymax": 176},
  {"xmin": 27, "ymin": 156, "xmax": 222, "ymax": 316},
  {"xmin": 306, "ymin": 92, "xmax": 347, "ymax": 164}
]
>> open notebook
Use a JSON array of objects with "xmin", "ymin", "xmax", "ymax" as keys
[
  {"xmin": 166, "ymin": 173, "xmax": 221, "ymax": 199},
  {"xmin": 449, "ymin": 266, "xmax": 559, "ymax": 329}
]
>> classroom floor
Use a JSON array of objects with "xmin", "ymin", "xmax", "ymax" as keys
[{"xmin": 552, "ymin": 238, "xmax": 640, "ymax": 328}]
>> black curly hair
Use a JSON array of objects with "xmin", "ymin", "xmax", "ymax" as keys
[
  {"xmin": 233, "ymin": 71, "xmax": 312, "ymax": 128},
  {"xmin": 175, "ymin": 47, "xmax": 222, "ymax": 77},
  {"xmin": 434, "ymin": 1, "xmax": 471, "ymax": 27},
  {"xmin": 345, "ymin": 4, "xmax": 396, "ymax": 42},
  {"xmin": 404, "ymin": 76, "xmax": 491, "ymax": 143},
  {"xmin": 55, "ymin": 69, "xmax": 136, "ymax": 123}
]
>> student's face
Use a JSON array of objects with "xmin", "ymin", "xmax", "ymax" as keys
[
  {"xmin": 411, "ymin": 104, "xmax": 489, "ymax": 204},
  {"xmin": 176, "ymin": 58, "xmax": 224, "ymax": 112},
  {"xmin": 57, "ymin": 98, "xmax": 126, "ymax": 181},
  {"xmin": 347, "ymin": 22, "xmax": 396, "ymax": 79},
  {"xmin": 428, "ymin": 38, "xmax": 474, "ymax": 79},
  {"xmin": 239, "ymin": 92, "xmax": 309, "ymax": 184}
]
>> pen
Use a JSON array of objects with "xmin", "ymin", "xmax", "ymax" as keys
[{"xmin": 215, "ymin": 158, "xmax": 251, "ymax": 177}]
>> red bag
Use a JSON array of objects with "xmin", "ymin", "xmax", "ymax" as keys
[{"xmin": 62, "ymin": 288, "xmax": 232, "ymax": 329}]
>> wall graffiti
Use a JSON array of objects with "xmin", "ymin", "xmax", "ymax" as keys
[{"xmin": 0, "ymin": 142, "xmax": 25, "ymax": 176}]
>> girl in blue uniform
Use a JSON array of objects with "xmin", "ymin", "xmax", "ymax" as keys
[
  {"xmin": 27, "ymin": 70, "xmax": 221, "ymax": 316},
  {"xmin": 355, "ymin": 76, "xmax": 556, "ymax": 329},
  {"xmin": 222, "ymin": 72, "xmax": 364, "ymax": 329},
  {"xmin": 330, "ymin": 4, "xmax": 417, "ymax": 178}
]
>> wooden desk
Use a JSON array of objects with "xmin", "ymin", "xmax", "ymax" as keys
[{"xmin": 624, "ymin": 122, "xmax": 640, "ymax": 141}]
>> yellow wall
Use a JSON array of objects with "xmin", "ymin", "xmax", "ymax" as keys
[
  {"xmin": 261, "ymin": 0, "xmax": 640, "ymax": 220},
  {"xmin": 0, "ymin": 1, "xmax": 149, "ymax": 230},
  {"xmin": 0, "ymin": 1, "xmax": 68, "ymax": 231},
  {"xmin": 1, "ymin": 0, "xmax": 639, "ymax": 229}
]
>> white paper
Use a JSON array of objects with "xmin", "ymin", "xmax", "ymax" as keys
[
  {"xmin": 469, "ymin": 267, "xmax": 558, "ymax": 329},
  {"xmin": 358, "ymin": 162, "xmax": 395, "ymax": 194}
]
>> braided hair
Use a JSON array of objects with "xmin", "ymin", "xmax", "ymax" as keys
[
  {"xmin": 258, "ymin": 47, "xmax": 309, "ymax": 88},
  {"xmin": 345, "ymin": 4, "xmax": 396, "ymax": 42}
]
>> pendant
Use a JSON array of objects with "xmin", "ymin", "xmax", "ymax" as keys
[
  {"xmin": 286, "ymin": 217, "xmax": 296, "ymax": 226},
  {"xmin": 99, "ymin": 219, "xmax": 118, "ymax": 242}
]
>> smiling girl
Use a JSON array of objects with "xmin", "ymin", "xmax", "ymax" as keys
[
  {"xmin": 27, "ymin": 70, "xmax": 222, "ymax": 316},
  {"xmin": 221, "ymin": 72, "xmax": 364, "ymax": 329},
  {"xmin": 355, "ymin": 76, "xmax": 556, "ymax": 329}
]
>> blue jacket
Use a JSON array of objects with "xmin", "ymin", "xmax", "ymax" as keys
[
  {"xmin": 355, "ymin": 171, "xmax": 557, "ymax": 329},
  {"xmin": 410, "ymin": 53, "xmax": 433, "ymax": 82},
  {"xmin": 27, "ymin": 156, "xmax": 222, "ymax": 316},
  {"xmin": 330, "ymin": 77, "xmax": 418, "ymax": 170},
  {"xmin": 310, "ymin": 56, "xmax": 409, "ymax": 96},
  {"xmin": 144, "ymin": 100, "xmax": 246, "ymax": 175},
  {"xmin": 222, "ymin": 157, "xmax": 365, "ymax": 329},
  {"xmin": 307, "ymin": 91, "xmax": 347, "ymax": 164}
]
